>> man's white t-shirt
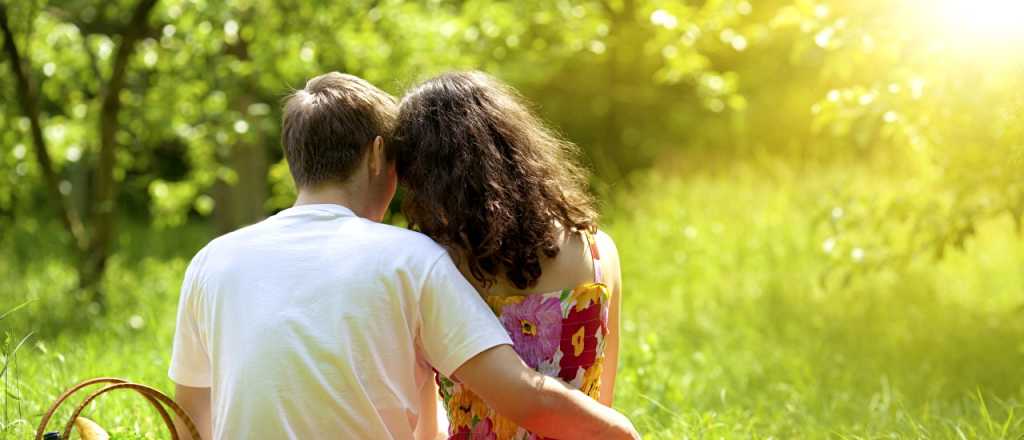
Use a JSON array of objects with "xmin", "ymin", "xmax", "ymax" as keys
[{"xmin": 169, "ymin": 204, "xmax": 512, "ymax": 439}]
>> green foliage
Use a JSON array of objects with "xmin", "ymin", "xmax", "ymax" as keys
[
  {"xmin": 1, "ymin": 301, "xmax": 32, "ymax": 434},
  {"xmin": 2, "ymin": 0, "xmax": 745, "ymax": 227},
  {"xmin": 5, "ymin": 0, "xmax": 1020, "ymax": 246},
  {"xmin": 788, "ymin": 0, "xmax": 1024, "ymax": 258},
  {"xmin": 0, "ymin": 221, "xmax": 210, "ymax": 437}
]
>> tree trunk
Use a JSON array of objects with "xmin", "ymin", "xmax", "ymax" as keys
[
  {"xmin": 0, "ymin": 4, "xmax": 87, "ymax": 250},
  {"xmin": 213, "ymin": 140, "xmax": 269, "ymax": 234},
  {"xmin": 213, "ymin": 31, "xmax": 269, "ymax": 234},
  {"xmin": 231, "ymin": 140, "xmax": 269, "ymax": 226},
  {"xmin": 79, "ymin": 0, "xmax": 160, "ymax": 307}
]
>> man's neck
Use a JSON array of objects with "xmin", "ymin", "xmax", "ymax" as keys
[{"xmin": 294, "ymin": 184, "xmax": 367, "ymax": 217}]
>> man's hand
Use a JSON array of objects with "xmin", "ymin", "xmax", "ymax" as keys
[
  {"xmin": 452, "ymin": 345, "xmax": 640, "ymax": 440},
  {"xmin": 174, "ymin": 383, "xmax": 212, "ymax": 440}
]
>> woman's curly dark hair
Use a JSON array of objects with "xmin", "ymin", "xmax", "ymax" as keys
[{"xmin": 390, "ymin": 71, "xmax": 598, "ymax": 290}]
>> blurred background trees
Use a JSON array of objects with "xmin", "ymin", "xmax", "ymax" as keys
[{"xmin": 1, "ymin": 0, "xmax": 1022, "ymax": 305}]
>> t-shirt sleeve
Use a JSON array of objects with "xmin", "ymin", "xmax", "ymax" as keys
[
  {"xmin": 418, "ymin": 253, "xmax": 512, "ymax": 377},
  {"xmin": 168, "ymin": 251, "xmax": 212, "ymax": 388}
]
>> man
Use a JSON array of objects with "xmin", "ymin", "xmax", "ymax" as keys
[{"xmin": 169, "ymin": 72, "xmax": 640, "ymax": 439}]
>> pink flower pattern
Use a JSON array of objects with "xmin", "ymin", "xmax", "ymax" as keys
[
  {"xmin": 498, "ymin": 295, "xmax": 563, "ymax": 369},
  {"xmin": 472, "ymin": 418, "xmax": 498, "ymax": 440}
]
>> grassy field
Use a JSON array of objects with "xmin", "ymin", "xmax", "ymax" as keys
[{"xmin": 3, "ymin": 162, "xmax": 1024, "ymax": 439}]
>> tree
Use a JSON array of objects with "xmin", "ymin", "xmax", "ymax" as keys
[{"xmin": 1, "ymin": 0, "xmax": 158, "ymax": 307}]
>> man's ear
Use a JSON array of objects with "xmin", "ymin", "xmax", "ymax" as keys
[{"xmin": 368, "ymin": 136, "xmax": 386, "ymax": 177}]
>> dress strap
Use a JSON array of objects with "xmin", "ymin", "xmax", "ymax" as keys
[{"xmin": 582, "ymin": 230, "xmax": 603, "ymax": 284}]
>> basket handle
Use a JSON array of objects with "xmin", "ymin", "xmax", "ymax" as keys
[{"xmin": 35, "ymin": 377, "xmax": 201, "ymax": 440}]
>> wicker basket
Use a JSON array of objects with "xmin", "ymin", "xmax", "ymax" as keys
[{"xmin": 35, "ymin": 377, "xmax": 202, "ymax": 440}]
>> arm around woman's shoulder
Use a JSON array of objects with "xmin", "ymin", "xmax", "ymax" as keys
[{"xmin": 453, "ymin": 344, "xmax": 639, "ymax": 440}]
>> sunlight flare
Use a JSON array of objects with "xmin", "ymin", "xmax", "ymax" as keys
[{"xmin": 935, "ymin": 0, "xmax": 1024, "ymax": 44}]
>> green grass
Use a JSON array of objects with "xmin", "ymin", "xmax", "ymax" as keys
[
  {"xmin": 3, "ymin": 162, "xmax": 1024, "ymax": 439},
  {"xmin": 606, "ymin": 163, "xmax": 1024, "ymax": 438}
]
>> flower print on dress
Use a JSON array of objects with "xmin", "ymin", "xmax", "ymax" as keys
[
  {"xmin": 487, "ymin": 295, "xmax": 525, "ymax": 315},
  {"xmin": 491, "ymin": 416, "xmax": 519, "ymax": 439},
  {"xmin": 450, "ymin": 425, "xmax": 472, "ymax": 439},
  {"xmin": 471, "ymin": 418, "xmax": 498, "ymax": 440},
  {"xmin": 536, "ymin": 350, "xmax": 563, "ymax": 378},
  {"xmin": 570, "ymin": 284, "xmax": 605, "ymax": 312},
  {"xmin": 581, "ymin": 356, "xmax": 604, "ymax": 399},
  {"xmin": 447, "ymin": 388, "xmax": 488, "ymax": 432},
  {"xmin": 558, "ymin": 297, "xmax": 604, "ymax": 382},
  {"xmin": 499, "ymin": 294, "xmax": 563, "ymax": 369},
  {"xmin": 439, "ymin": 250, "xmax": 611, "ymax": 440}
]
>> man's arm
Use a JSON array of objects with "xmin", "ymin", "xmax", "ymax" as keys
[
  {"xmin": 453, "ymin": 345, "xmax": 640, "ymax": 440},
  {"xmin": 418, "ymin": 252, "xmax": 638, "ymax": 438},
  {"xmin": 173, "ymin": 383, "xmax": 212, "ymax": 440}
]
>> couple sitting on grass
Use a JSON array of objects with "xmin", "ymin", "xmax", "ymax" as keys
[{"xmin": 168, "ymin": 71, "xmax": 638, "ymax": 440}]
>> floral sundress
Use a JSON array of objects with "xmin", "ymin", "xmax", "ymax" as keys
[{"xmin": 436, "ymin": 231, "xmax": 610, "ymax": 440}]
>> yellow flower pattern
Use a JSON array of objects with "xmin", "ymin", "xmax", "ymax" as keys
[
  {"xmin": 447, "ymin": 387, "xmax": 488, "ymax": 430},
  {"xmin": 581, "ymin": 356, "xmax": 604, "ymax": 399},
  {"xmin": 492, "ymin": 414, "xmax": 519, "ymax": 439},
  {"xmin": 571, "ymin": 284, "xmax": 607, "ymax": 312},
  {"xmin": 485, "ymin": 295, "xmax": 526, "ymax": 315},
  {"xmin": 571, "ymin": 326, "xmax": 586, "ymax": 356}
]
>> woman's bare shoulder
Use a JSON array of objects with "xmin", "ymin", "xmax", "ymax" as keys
[
  {"xmin": 593, "ymin": 229, "xmax": 622, "ymax": 290},
  {"xmin": 474, "ymin": 230, "xmax": 597, "ymax": 296},
  {"xmin": 593, "ymin": 229, "xmax": 620, "ymax": 265},
  {"xmin": 531, "ymin": 229, "xmax": 617, "ymax": 292}
]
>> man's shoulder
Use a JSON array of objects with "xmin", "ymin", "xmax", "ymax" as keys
[
  {"xmin": 191, "ymin": 216, "xmax": 449, "ymax": 270},
  {"xmin": 195, "ymin": 220, "xmax": 270, "ymax": 255},
  {"xmin": 359, "ymin": 220, "xmax": 448, "ymax": 258}
]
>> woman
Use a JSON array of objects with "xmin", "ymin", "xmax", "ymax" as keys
[{"xmin": 391, "ymin": 71, "xmax": 623, "ymax": 440}]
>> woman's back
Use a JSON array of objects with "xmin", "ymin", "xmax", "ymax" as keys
[
  {"xmin": 390, "ymin": 71, "xmax": 624, "ymax": 438},
  {"xmin": 436, "ymin": 230, "xmax": 622, "ymax": 439}
]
